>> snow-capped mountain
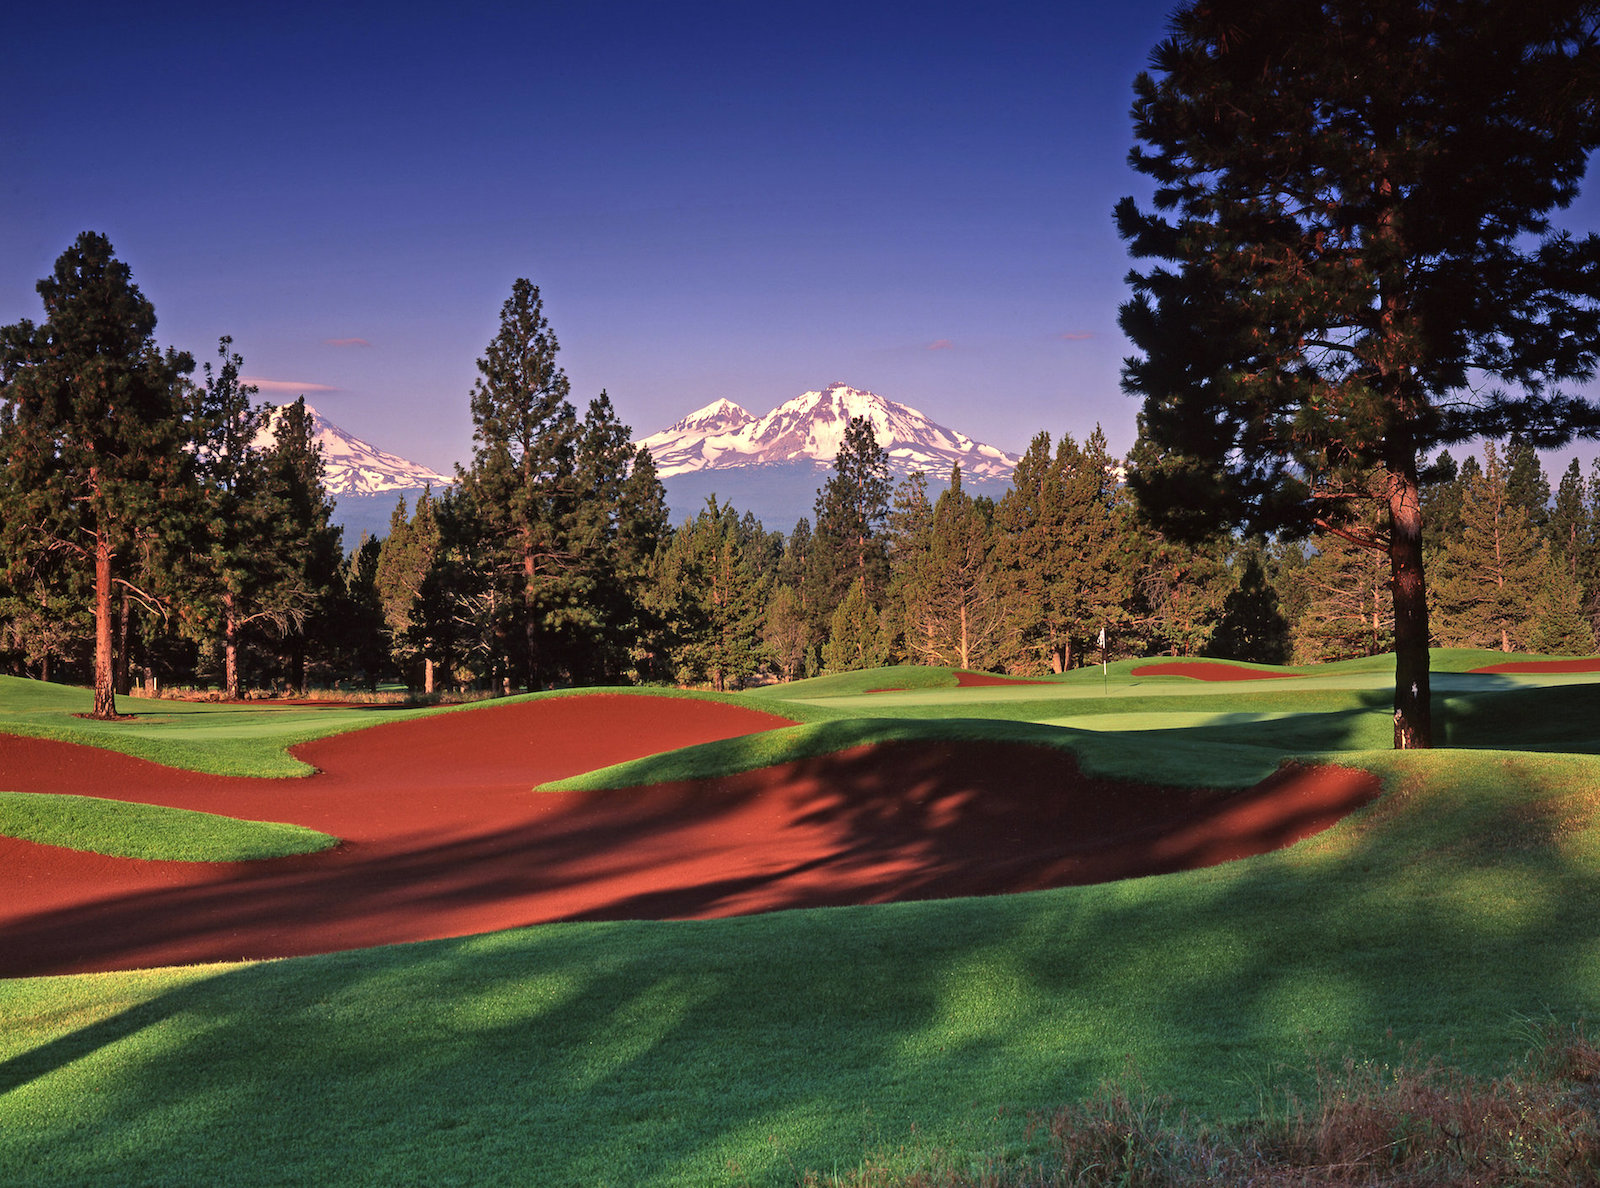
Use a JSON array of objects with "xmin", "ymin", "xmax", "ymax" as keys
[
  {"xmin": 253, "ymin": 404, "xmax": 452, "ymax": 497},
  {"xmin": 637, "ymin": 383, "xmax": 1020, "ymax": 481}
]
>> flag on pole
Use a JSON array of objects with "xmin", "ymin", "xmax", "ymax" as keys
[{"xmin": 1099, "ymin": 624, "xmax": 1107, "ymax": 676}]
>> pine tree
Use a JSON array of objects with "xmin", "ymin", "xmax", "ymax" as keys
[
  {"xmin": 1528, "ymin": 565, "xmax": 1597, "ymax": 655},
  {"xmin": 1547, "ymin": 458, "xmax": 1590, "ymax": 584},
  {"xmin": 994, "ymin": 427, "xmax": 1132, "ymax": 672},
  {"xmin": 1289, "ymin": 533, "xmax": 1395, "ymax": 664},
  {"xmin": 256, "ymin": 398, "xmax": 344, "ymax": 692},
  {"xmin": 374, "ymin": 490, "xmax": 444, "ymax": 690},
  {"xmin": 806, "ymin": 416, "xmax": 891, "ymax": 632},
  {"xmin": 1117, "ymin": 1, "xmax": 1600, "ymax": 746},
  {"xmin": 883, "ymin": 471, "xmax": 934, "ymax": 665},
  {"xmin": 0, "ymin": 233, "xmax": 194, "ymax": 717},
  {"xmin": 763, "ymin": 584, "xmax": 810, "ymax": 681},
  {"xmin": 647, "ymin": 498, "xmax": 768, "ymax": 691},
  {"xmin": 1207, "ymin": 538, "xmax": 1291, "ymax": 664},
  {"xmin": 820, "ymin": 578, "xmax": 889, "ymax": 673},
  {"xmin": 1505, "ymin": 434, "xmax": 1552, "ymax": 533},
  {"xmin": 459, "ymin": 279, "xmax": 579, "ymax": 690},
  {"xmin": 904, "ymin": 466, "xmax": 1014, "ymax": 671},
  {"xmin": 1433, "ymin": 443, "xmax": 1549, "ymax": 652},
  {"xmin": 1133, "ymin": 531, "xmax": 1232, "ymax": 658}
]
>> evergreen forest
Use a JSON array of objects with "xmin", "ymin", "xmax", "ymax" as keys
[{"xmin": 3, "ymin": 234, "xmax": 1598, "ymax": 714}]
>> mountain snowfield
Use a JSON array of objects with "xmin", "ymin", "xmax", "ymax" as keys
[
  {"xmin": 253, "ymin": 404, "xmax": 452, "ymax": 498},
  {"xmin": 636, "ymin": 382, "xmax": 1021, "ymax": 481}
]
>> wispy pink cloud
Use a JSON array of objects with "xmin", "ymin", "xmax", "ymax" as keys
[
  {"xmin": 1057, "ymin": 331, "xmax": 1094, "ymax": 341},
  {"xmin": 240, "ymin": 376, "xmax": 342, "ymax": 394},
  {"xmin": 323, "ymin": 337, "xmax": 371, "ymax": 348},
  {"xmin": 927, "ymin": 339, "xmax": 955, "ymax": 351}
]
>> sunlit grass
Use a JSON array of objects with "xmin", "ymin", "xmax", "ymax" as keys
[
  {"xmin": 7, "ymin": 655, "xmax": 1600, "ymax": 1183},
  {"xmin": 0, "ymin": 791, "xmax": 339, "ymax": 861}
]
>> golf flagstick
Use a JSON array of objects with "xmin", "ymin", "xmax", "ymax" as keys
[{"xmin": 1099, "ymin": 624, "xmax": 1107, "ymax": 696}]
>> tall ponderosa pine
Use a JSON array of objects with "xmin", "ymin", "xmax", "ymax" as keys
[
  {"xmin": 806, "ymin": 416, "xmax": 891, "ymax": 630},
  {"xmin": 0, "ymin": 233, "xmax": 194, "ymax": 718},
  {"xmin": 460, "ymin": 279, "xmax": 579, "ymax": 689},
  {"xmin": 648, "ymin": 498, "xmax": 768, "ymax": 691},
  {"xmin": 183, "ymin": 338, "xmax": 318, "ymax": 699},
  {"xmin": 374, "ymin": 489, "xmax": 443, "ymax": 690},
  {"xmin": 905, "ymin": 467, "xmax": 1013, "ymax": 671},
  {"xmin": 1432, "ymin": 443, "xmax": 1552, "ymax": 652},
  {"xmin": 994, "ymin": 427, "xmax": 1131, "ymax": 672},
  {"xmin": 257, "ymin": 398, "xmax": 345, "ymax": 692},
  {"xmin": 1117, "ymin": 1, "xmax": 1600, "ymax": 747}
]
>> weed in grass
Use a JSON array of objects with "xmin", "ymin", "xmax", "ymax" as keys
[{"xmin": 820, "ymin": 1022, "xmax": 1600, "ymax": 1186}]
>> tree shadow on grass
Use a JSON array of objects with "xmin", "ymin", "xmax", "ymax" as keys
[
  {"xmin": 0, "ymin": 742, "xmax": 1374, "ymax": 978},
  {"xmin": 5, "ymin": 755, "xmax": 1600, "ymax": 1185}
]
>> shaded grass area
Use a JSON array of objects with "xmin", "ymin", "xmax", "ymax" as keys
[
  {"xmin": 0, "ymin": 792, "xmax": 338, "ymax": 861},
  {"xmin": 4, "ymin": 749, "xmax": 1600, "ymax": 1184},
  {"xmin": 542, "ymin": 715, "xmax": 1300, "ymax": 790}
]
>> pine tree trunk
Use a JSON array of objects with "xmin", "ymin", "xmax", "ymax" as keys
[
  {"xmin": 92, "ymin": 531, "xmax": 117, "ymax": 720},
  {"xmin": 115, "ymin": 589, "xmax": 133, "ymax": 696},
  {"xmin": 424, "ymin": 657, "xmax": 435, "ymax": 695},
  {"xmin": 1388, "ymin": 462, "xmax": 1432, "ymax": 748},
  {"xmin": 224, "ymin": 590, "xmax": 240, "ymax": 701}
]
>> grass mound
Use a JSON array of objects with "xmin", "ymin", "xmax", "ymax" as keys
[{"xmin": 0, "ymin": 791, "xmax": 339, "ymax": 861}]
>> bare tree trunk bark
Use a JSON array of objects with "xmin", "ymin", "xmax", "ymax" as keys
[
  {"xmin": 1389, "ymin": 462, "xmax": 1432, "ymax": 748},
  {"xmin": 114, "ymin": 588, "xmax": 133, "ymax": 696},
  {"xmin": 224, "ymin": 589, "xmax": 240, "ymax": 701},
  {"xmin": 424, "ymin": 657, "xmax": 435, "ymax": 695},
  {"xmin": 92, "ymin": 531, "xmax": 117, "ymax": 720}
]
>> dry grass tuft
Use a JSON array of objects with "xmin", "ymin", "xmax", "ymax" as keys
[{"xmin": 814, "ymin": 1022, "xmax": 1600, "ymax": 1187}]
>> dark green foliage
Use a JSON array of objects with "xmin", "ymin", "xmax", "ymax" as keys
[
  {"xmin": 0, "ymin": 233, "xmax": 195, "ymax": 717},
  {"xmin": 898, "ymin": 467, "xmax": 1013, "ymax": 671},
  {"xmin": 1290, "ymin": 534, "xmax": 1394, "ymax": 665},
  {"xmin": 806, "ymin": 416, "xmax": 892, "ymax": 632},
  {"xmin": 1505, "ymin": 433, "xmax": 1553, "ymax": 531},
  {"xmin": 458, "ymin": 279, "xmax": 580, "ymax": 689},
  {"xmin": 1205, "ymin": 539, "xmax": 1290, "ymax": 664},
  {"xmin": 1432, "ymin": 443, "xmax": 1550, "ymax": 652},
  {"xmin": 1117, "ymin": 0, "xmax": 1600, "ymax": 746},
  {"xmin": 994, "ymin": 427, "xmax": 1132, "ymax": 672},
  {"xmin": 647, "ymin": 497, "xmax": 769, "ymax": 690},
  {"xmin": 820, "ymin": 576, "xmax": 889, "ymax": 673},
  {"xmin": 456, "ymin": 281, "xmax": 658, "ymax": 689}
]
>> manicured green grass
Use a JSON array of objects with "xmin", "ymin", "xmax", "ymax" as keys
[
  {"xmin": 0, "ymin": 676, "xmax": 826, "ymax": 777},
  {"xmin": 5, "ymin": 653, "xmax": 1600, "ymax": 1184},
  {"xmin": 4, "ymin": 746, "xmax": 1600, "ymax": 1185},
  {"xmin": 0, "ymin": 792, "xmax": 339, "ymax": 861}
]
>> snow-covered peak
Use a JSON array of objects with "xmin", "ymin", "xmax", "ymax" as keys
[
  {"xmin": 662, "ymin": 397, "xmax": 755, "ymax": 435},
  {"xmin": 636, "ymin": 384, "xmax": 1020, "ymax": 481},
  {"xmin": 252, "ymin": 404, "xmax": 452, "ymax": 497}
]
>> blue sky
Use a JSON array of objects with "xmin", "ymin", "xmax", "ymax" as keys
[{"xmin": 6, "ymin": 1, "xmax": 1599, "ymax": 481}]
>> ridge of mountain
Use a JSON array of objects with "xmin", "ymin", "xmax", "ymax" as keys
[
  {"xmin": 253, "ymin": 404, "xmax": 452, "ymax": 497},
  {"xmin": 636, "ymin": 382, "xmax": 1021, "ymax": 481}
]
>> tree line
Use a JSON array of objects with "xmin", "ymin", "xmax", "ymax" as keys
[{"xmin": 6, "ymin": 233, "xmax": 1598, "ymax": 718}]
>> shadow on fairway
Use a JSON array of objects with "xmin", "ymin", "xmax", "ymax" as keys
[{"xmin": 5, "ymin": 756, "xmax": 1600, "ymax": 1185}]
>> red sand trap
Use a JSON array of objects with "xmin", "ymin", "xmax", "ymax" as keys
[
  {"xmin": 1470, "ymin": 657, "xmax": 1600, "ymax": 674},
  {"xmin": 865, "ymin": 672, "xmax": 1053, "ymax": 693},
  {"xmin": 1132, "ymin": 661, "xmax": 1297, "ymax": 681},
  {"xmin": 0, "ymin": 694, "xmax": 1379, "ymax": 978}
]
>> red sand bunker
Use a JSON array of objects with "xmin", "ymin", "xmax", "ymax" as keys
[
  {"xmin": 0, "ymin": 694, "xmax": 1378, "ymax": 978},
  {"xmin": 1132, "ymin": 661, "xmax": 1297, "ymax": 681},
  {"xmin": 1470, "ymin": 657, "xmax": 1600, "ymax": 674},
  {"xmin": 953, "ymin": 671, "xmax": 1055, "ymax": 687}
]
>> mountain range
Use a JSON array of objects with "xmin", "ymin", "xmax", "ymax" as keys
[
  {"xmin": 284, "ymin": 384, "xmax": 1021, "ymax": 540},
  {"xmin": 254, "ymin": 404, "xmax": 452, "ymax": 498},
  {"xmin": 636, "ymin": 382, "xmax": 1020, "ymax": 482}
]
